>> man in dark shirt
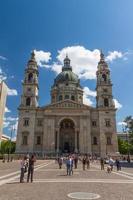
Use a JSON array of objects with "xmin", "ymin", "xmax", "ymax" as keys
[
  {"xmin": 82, "ymin": 156, "xmax": 86, "ymax": 170},
  {"xmin": 100, "ymin": 157, "xmax": 104, "ymax": 170},
  {"xmin": 27, "ymin": 154, "xmax": 36, "ymax": 183}
]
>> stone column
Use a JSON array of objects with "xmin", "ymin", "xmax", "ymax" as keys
[
  {"xmin": 57, "ymin": 129, "xmax": 59, "ymax": 153},
  {"xmin": 75, "ymin": 129, "xmax": 79, "ymax": 152}
]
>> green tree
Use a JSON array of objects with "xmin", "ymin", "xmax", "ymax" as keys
[
  {"xmin": 0, "ymin": 140, "xmax": 16, "ymax": 154},
  {"xmin": 124, "ymin": 116, "xmax": 133, "ymax": 133},
  {"xmin": 118, "ymin": 138, "xmax": 130, "ymax": 154},
  {"xmin": 122, "ymin": 116, "xmax": 133, "ymax": 154}
]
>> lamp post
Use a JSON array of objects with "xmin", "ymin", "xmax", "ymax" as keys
[{"xmin": 7, "ymin": 125, "xmax": 15, "ymax": 162}]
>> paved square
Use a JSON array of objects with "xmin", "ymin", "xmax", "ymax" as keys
[{"xmin": 0, "ymin": 160, "xmax": 133, "ymax": 200}]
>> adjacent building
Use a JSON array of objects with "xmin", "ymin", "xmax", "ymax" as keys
[
  {"xmin": 16, "ymin": 51, "xmax": 118, "ymax": 157},
  {"xmin": 1, "ymin": 134, "xmax": 10, "ymax": 141},
  {"xmin": 0, "ymin": 81, "xmax": 8, "ymax": 143}
]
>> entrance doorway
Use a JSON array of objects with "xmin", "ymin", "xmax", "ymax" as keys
[
  {"xmin": 59, "ymin": 119, "xmax": 75, "ymax": 153},
  {"xmin": 64, "ymin": 142, "xmax": 70, "ymax": 152}
]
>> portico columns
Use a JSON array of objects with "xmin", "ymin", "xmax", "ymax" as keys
[
  {"xmin": 74, "ymin": 128, "xmax": 79, "ymax": 152},
  {"xmin": 56, "ymin": 128, "xmax": 60, "ymax": 153}
]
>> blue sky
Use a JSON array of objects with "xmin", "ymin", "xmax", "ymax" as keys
[{"xmin": 0, "ymin": 0, "xmax": 133, "ymax": 138}]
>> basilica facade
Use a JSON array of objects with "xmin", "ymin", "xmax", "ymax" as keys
[{"xmin": 16, "ymin": 51, "xmax": 118, "ymax": 157}]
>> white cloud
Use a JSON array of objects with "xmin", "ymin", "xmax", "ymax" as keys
[
  {"xmin": 0, "ymin": 55, "xmax": 7, "ymax": 60},
  {"xmin": 5, "ymin": 106, "xmax": 11, "ymax": 113},
  {"xmin": 83, "ymin": 95, "xmax": 94, "ymax": 106},
  {"xmin": 3, "ymin": 121, "xmax": 10, "ymax": 128},
  {"xmin": 34, "ymin": 49, "xmax": 51, "ymax": 67},
  {"xmin": 7, "ymin": 88, "xmax": 18, "ymax": 96},
  {"xmin": 55, "ymin": 46, "xmax": 100, "ymax": 80},
  {"xmin": 113, "ymin": 99, "xmax": 122, "ymax": 109},
  {"xmin": 0, "ymin": 67, "xmax": 7, "ymax": 81},
  {"xmin": 51, "ymin": 63, "xmax": 62, "ymax": 74},
  {"xmin": 83, "ymin": 87, "xmax": 96, "ymax": 97},
  {"xmin": 35, "ymin": 46, "xmax": 125, "ymax": 80},
  {"xmin": 4, "ymin": 116, "xmax": 18, "ymax": 134},
  {"xmin": 117, "ymin": 121, "xmax": 127, "ymax": 126},
  {"xmin": 12, "ymin": 136, "xmax": 17, "ymax": 142},
  {"xmin": 4, "ymin": 117, "xmax": 18, "ymax": 122},
  {"xmin": 106, "ymin": 51, "xmax": 123, "ymax": 62},
  {"xmin": 121, "ymin": 50, "xmax": 133, "ymax": 61},
  {"xmin": 83, "ymin": 86, "xmax": 96, "ymax": 106}
]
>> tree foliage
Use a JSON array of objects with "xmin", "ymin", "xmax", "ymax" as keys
[
  {"xmin": 118, "ymin": 116, "xmax": 133, "ymax": 154},
  {"xmin": 0, "ymin": 140, "xmax": 16, "ymax": 154},
  {"xmin": 118, "ymin": 138, "xmax": 129, "ymax": 154}
]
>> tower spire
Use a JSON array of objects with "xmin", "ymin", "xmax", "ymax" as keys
[
  {"xmin": 100, "ymin": 49, "xmax": 104, "ymax": 61},
  {"xmin": 96, "ymin": 51, "xmax": 114, "ymax": 108},
  {"xmin": 31, "ymin": 50, "xmax": 35, "ymax": 60},
  {"xmin": 62, "ymin": 54, "xmax": 72, "ymax": 71},
  {"xmin": 20, "ymin": 51, "xmax": 39, "ymax": 108},
  {"xmin": 27, "ymin": 50, "xmax": 37, "ymax": 69}
]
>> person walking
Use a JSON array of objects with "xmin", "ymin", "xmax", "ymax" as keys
[
  {"xmin": 20, "ymin": 156, "xmax": 27, "ymax": 183},
  {"xmin": 27, "ymin": 155, "xmax": 36, "ymax": 183},
  {"xmin": 66, "ymin": 156, "xmax": 73, "ymax": 175},
  {"xmin": 69, "ymin": 156, "xmax": 73, "ymax": 175},
  {"xmin": 115, "ymin": 159, "xmax": 121, "ymax": 171},
  {"xmin": 82, "ymin": 156, "xmax": 86, "ymax": 171},
  {"xmin": 100, "ymin": 158, "xmax": 104, "ymax": 170},
  {"xmin": 109, "ymin": 157, "xmax": 114, "ymax": 171},
  {"xmin": 58, "ymin": 157, "xmax": 63, "ymax": 169},
  {"xmin": 66, "ymin": 156, "xmax": 70, "ymax": 175},
  {"xmin": 74, "ymin": 155, "xmax": 78, "ymax": 169},
  {"xmin": 86, "ymin": 156, "xmax": 90, "ymax": 169}
]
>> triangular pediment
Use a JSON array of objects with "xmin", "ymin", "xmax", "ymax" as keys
[{"xmin": 42, "ymin": 99, "xmax": 91, "ymax": 109}]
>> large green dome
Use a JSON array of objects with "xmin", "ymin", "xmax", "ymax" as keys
[
  {"xmin": 55, "ymin": 55, "xmax": 79, "ymax": 84},
  {"xmin": 55, "ymin": 70, "xmax": 78, "ymax": 84}
]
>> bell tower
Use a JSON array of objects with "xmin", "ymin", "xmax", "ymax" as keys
[
  {"xmin": 16, "ymin": 51, "xmax": 39, "ymax": 154},
  {"xmin": 96, "ymin": 51, "xmax": 115, "ymax": 108},
  {"xmin": 96, "ymin": 50, "xmax": 118, "ymax": 157},
  {"xmin": 20, "ymin": 51, "xmax": 39, "ymax": 108}
]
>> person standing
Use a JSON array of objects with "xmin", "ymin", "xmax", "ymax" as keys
[
  {"xmin": 66, "ymin": 156, "xmax": 73, "ymax": 175},
  {"xmin": 115, "ymin": 159, "xmax": 121, "ymax": 171},
  {"xmin": 27, "ymin": 155, "xmax": 36, "ymax": 183},
  {"xmin": 20, "ymin": 156, "xmax": 27, "ymax": 183},
  {"xmin": 100, "ymin": 158, "xmax": 104, "ymax": 170},
  {"xmin": 69, "ymin": 156, "xmax": 73, "ymax": 175},
  {"xmin": 58, "ymin": 157, "xmax": 63, "ymax": 169},
  {"xmin": 109, "ymin": 157, "xmax": 114, "ymax": 171},
  {"xmin": 66, "ymin": 156, "xmax": 70, "ymax": 175},
  {"xmin": 86, "ymin": 156, "xmax": 90, "ymax": 169},
  {"xmin": 82, "ymin": 156, "xmax": 86, "ymax": 171},
  {"xmin": 74, "ymin": 155, "xmax": 78, "ymax": 169}
]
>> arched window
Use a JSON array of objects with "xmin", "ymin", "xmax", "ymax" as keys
[
  {"xmin": 22, "ymin": 131, "xmax": 29, "ymax": 145},
  {"xmin": 59, "ymin": 95, "xmax": 63, "ymax": 101},
  {"xmin": 71, "ymin": 95, "xmax": 75, "ymax": 101},
  {"xmin": 26, "ymin": 97, "xmax": 31, "ymax": 106},
  {"xmin": 93, "ymin": 137, "xmax": 97, "ymax": 145},
  {"xmin": 60, "ymin": 119, "xmax": 75, "ymax": 129},
  {"xmin": 28, "ymin": 73, "xmax": 33, "ymax": 82},
  {"xmin": 102, "ymin": 74, "xmax": 107, "ymax": 82},
  {"xmin": 22, "ymin": 135, "xmax": 28, "ymax": 145},
  {"xmin": 36, "ymin": 136, "xmax": 41, "ymax": 145},
  {"xmin": 65, "ymin": 95, "xmax": 69, "ymax": 99},
  {"xmin": 104, "ymin": 98, "xmax": 109, "ymax": 107},
  {"xmin": 107, "ymin": 136, "xmax": 111, "ymax": 145}
]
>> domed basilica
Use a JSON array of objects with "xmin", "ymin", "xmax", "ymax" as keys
[{"xmin": 16, "ymin": 51, "xmax": 118, "ymax": 157}]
